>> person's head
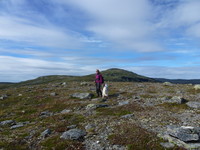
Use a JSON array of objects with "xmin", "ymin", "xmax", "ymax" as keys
[{"xmin": 96, "ymin": 69, "xmax": 100, "ymax": 74}]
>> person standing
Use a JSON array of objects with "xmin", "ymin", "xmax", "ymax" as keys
[{"xmin": 95, "ymin": 69, "xmax": 103, "ymax": 97}]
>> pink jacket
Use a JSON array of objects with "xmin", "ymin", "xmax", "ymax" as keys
[{"xmin": 95, "ymin": 73, "xmax": 103, "ymax": 83}]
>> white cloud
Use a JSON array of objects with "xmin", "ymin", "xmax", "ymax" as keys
[
  {"xmin": 0, "ymin": 15, "xmax": 82, "ymax": 48},
  {"xmin": 65, "ymin": 0, "xmax": 163, "ymax": 52}
]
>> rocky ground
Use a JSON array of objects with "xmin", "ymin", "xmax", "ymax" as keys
[{"xmin": 0, "ymin": 81, "xmax": 200, "ymax": 150}]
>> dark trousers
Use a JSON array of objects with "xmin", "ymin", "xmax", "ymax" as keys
[{"xmin": 96, "ymin": 82, "xmax": 102, "ymax": 97}]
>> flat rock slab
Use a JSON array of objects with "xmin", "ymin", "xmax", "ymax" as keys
[
  {"xmin": 0, "ymin": 120, "xmax": 16, "ymax": 126},
  {"xmin": 60, "ymin": 129, "xmax": 86, "ymax": 140},
  {"xmin": 186, "ymin": 101, "xmax": 200, "ymax": 109},
  {"xmin": 10, "ymin": 124, "xmax": 24, "ymax": 129},
  {"xmin": 86, "ymin": 104, "xmax": 109, "ymax": 110},
  {"xmin": 118, "ymin": 100, "xmax": 129, "ymax": 106},
  {"xmin": 120, "ymin": 114, "xmax": 134, "ymax": 119},
  {"xmin": 167, "ymin": 126, "xmax": 200, "ymax": 142},
  {"xmin": 71, "ymin": 93, "xmax": 93, "ymax": 99}
]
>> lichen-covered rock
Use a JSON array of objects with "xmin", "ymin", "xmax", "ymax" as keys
[
  {"xmin": 40, "ymin": 111, "xmax": 53, "ymax": 117},
  {"xmin": 118, "ymin": 100, "xmax": 129, "ymax": 106},
  {"xmin": 0, "ymin": 120, "xmax": 16, "ymax": 126},
  {"xmin": 71, "ymin": 93, "xmax": 93, "ymax": 99},
  {"xmin": 60, "ymin": 129, "xmax": 86, "ymax": 140},
  {"xmin": 60, "ymin": 109, "xmax": 71, "ymax": 114},
  {"xmin": 186, "ymin": 101, "xmax": 200, "ymax": 109},
  {"xmin": 167, "ymin": 126, "xmax": 200, "ymax": 142},
  {"xmin": 167, "ymin": 96, "xmax": 187, "ymax": 104},
  {"xmin": 86, "ymin": 104, "xmax": 109, "ymax": 110},
  {"xmin": 120, "ymin": 114, "xmax": 134, "ymax": 119},
  {"xmin": 10, "ymin": 123, "xmax": 24, "ymax": 129},
  {"xmin": 50, "ymin": 92, "xmax": 57, "ymax": 96},
  {"xmin": 40, "ymin": 129, "xmax": 51, "ymax": 138},
  {"xmin": 160, "ymin": 142, "xmax": 175, "ymax": 149}
]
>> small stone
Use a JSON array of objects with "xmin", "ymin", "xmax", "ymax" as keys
[
  {"xmin": 60, "ymin": 109, "xmax": 71, "ymax": 114},
  {"xmin": 121, "ymin": 114, "xmax": 134, "ymax": 119},
  {"xmin": 80, "ymin": 82, "xmax": 88, "ymax": 86},
  {"xmin": 67, "ymin": 125, "xmax": 77, "ymax": 129},
  {"xmin": 50, "ymin": 92, "xmax": 57, "ymax": 96},
  {"xmin": 160, "ymin": 142, "xmax": 175, "ymax": 148},
  {"xmin": 119, "ymin": 100, "xmax": 129, "ymax": 106},
  {"xmin": 163, "ymin": 82, "xmax": 173, "ymax": 86},
  {"xmin": 60, "ymin": 129, "xmax": 86, "ymax": 140},
  {"xmin": 186, "ymin": 101, "xmax": 200, "ymax": 109},
  {"xmin": 40, "ymin": 129, "xmax": 51, "ymax": 138},
  {"xmin": 85, "ymin": 124, "xmax": 95, "ymax": 132},
  {"xmin": 10, "ymin": 124, "xmax": 24, "ymax": 129},
  {"xmin": 0, "ymin": 120, "xmax": 16, "ymax": 126},
  {"xmin": 0, "ymin": 94, "xmax": 8, "ymax": 100},
  {"xmin": 40, "ymin": 111, "xmax": 53, "ymax": 117},
  {"xmin": 61, "ymin": 82, "xmax": 66, "ymax": 86}
]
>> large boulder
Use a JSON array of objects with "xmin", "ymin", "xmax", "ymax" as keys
[
  {"xmin": 186, "ymin": 101, "xmax": 200, "ymax": 109},
  {"xmin": 71, "ymin": 93, "xmax": 93, "ymax": 100},
  {"xmin": 167, "ymin": 126, "xmax": 200, "ymax": 142},
  {"xmin": 167, "ymin": 96, "xmax": 187, "ymax": 104},
  {"xmin": 60, "ymin": 129, "xmax": 86, "ymax": 140}
]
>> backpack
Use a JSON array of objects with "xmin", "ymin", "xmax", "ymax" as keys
[{"xmin": 101, "ymin": 76, "xmax": 104, "ymax": 83}]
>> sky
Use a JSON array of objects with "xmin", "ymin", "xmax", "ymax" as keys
[{"xmin": 0, "ymin": 0, "xmax": 200, "ymax": 82}]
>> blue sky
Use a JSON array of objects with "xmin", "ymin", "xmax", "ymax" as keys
[{"xmin": 0, "ymin": 0, "xmax": 200, "ymax": 82}]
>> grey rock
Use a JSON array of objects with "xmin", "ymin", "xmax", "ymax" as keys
[
  {"xmin": 0, "ymin": 120, "xmax": 16, "ymax": 126},
  {"xmin": 18, "ymin": 94, "xmax": 22, "ymax": 97},
  {"xmin": 85, "ymin": 124, "xmax": 95, "ymax": 132},
  {"xmin": 71, "ymin": 93, "xmax": 93, "ymax": 99},
  {"xmin": 40, "ymin": 129, "xmax": 51, "ymax": 138},
  {"xmin": 60, "ymin": 109, "xmax": 71, "ymax": 114},
  {"xmin": 118, "ymin": 100, "xmax": 129, "ymax": 106},
  {"xmin": 121, "ymin": 114, "xmax": 134, "ymax": 119},
  {"xmin": 60, "ymin": 129, "xmax": 86, "ymax": 140},
  {"xmin": 50, "ymin": 92, "xmax": 57, "ymax": 96},
  {"xmin": 40, "ymin": 111, "xmax": 53, "ymax": 117},
  {"xmin": 80, "ymin": 82, "xmax": 88, "ymax": 86},
  {"xmin": 186, "ymin": 101, "xmax": 200, "ymax": 109},
  {"xmin": 86, "ymin": 104, "xmax": 109, "ymax": 110},
  {"xmin": 61, "ymin": 82, "xmax": 66, "ymax": 86},
  {"xmin": 67, "ymin": 125, "xmax": 77, "ymax": 129},
  {"xmin": 167, "ymin": 126, "xmax": 200, "ymax": 142},
  {"xmin": 167, "ymin": 96, "xmax": 187, "ymax": 104},
  {"xmin": 10, "ymin": 123, "xmax": 24, "ymax": 129},
  {"xmin": 160, "ymin": 142, "xmax": 175, "ymax": 148},
  {"xmin": 0, "ymin": 94, "xmax": 8, "ymax": 100}
]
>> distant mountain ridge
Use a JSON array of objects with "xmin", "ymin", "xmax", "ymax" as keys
[
  {"xmin": 155, "ymin": 78, "xmax": 200, "ymax": 84},
  {"xmin": 1, "ymin": 68, "xmax": 200, "ymax": 89}
]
